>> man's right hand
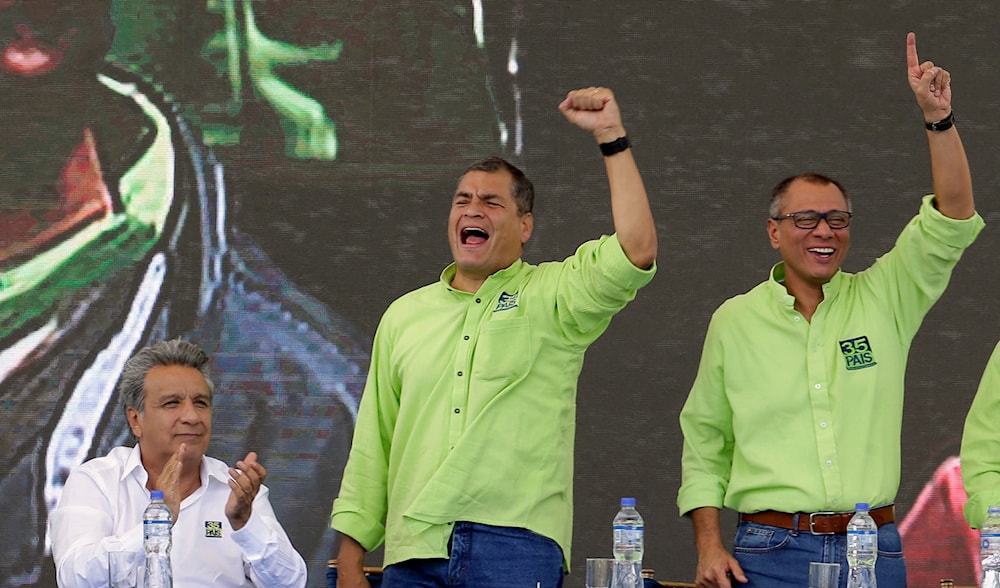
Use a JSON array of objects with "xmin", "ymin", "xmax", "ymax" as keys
[
  {"xmin": 695, "ymin": 543, "xmax": 747, "ymax": 588},
  {"xmin": 156, "ymin": 443, "xmax": 187, "ymax": 522},
  {"xmin": 689, "ymin": 507, "xmax": 748, "ymax": 588},
  {"xmin": 335, "ymin": 534, "xmax": 372, "ymax": 588}
]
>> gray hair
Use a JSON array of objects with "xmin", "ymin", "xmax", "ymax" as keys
[
  {"xmin": 461, "ymin": 156, "xmax": 535, "ymax": 215},
  {"xmin": 769, "ymin": 172, "xmax": 851, "ymax": 218},
  {"xmin": 118, "ymin": 339, "xmax": 214, "ymax": 416}
]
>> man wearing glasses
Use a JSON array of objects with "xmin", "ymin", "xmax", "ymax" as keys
[{"xmin": 677, "ymin": 33, "xmax": 983, "ymax": 587}]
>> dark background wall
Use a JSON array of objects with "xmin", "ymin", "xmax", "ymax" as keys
[{"xmin": 6, "ymin": 1, "xmax": 1000, "ymax": 585}]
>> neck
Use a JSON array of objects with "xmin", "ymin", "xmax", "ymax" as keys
[{"xmin": 782, "ymin": 276, "xmax": 826, "ymax": 323}]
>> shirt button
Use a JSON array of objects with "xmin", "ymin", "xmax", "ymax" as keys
[
  {"xmin": 814, "ymin": 384, "xmax": 822, "ymax": 389},
  {"xmin": 464, "ymin": 335, "xmax": 470, "ymax": 340},
  {"xmin": 475, "ymin": 298, "xmax": 481, "ymax": 303},
  {"xmin": 454, "ymin": 408, "xmax": 461, "ymax": 414},
  {"xmin": 457, "ymin": 371, "xmax": 463, "ymax": 376},
  {"xmin": 826, "ymin": 460, "xmax": 833, "ymax": 466},
  {"xmin": 820, "ymin": 422, "xmax": 828, "ymax": 428},
  {"xmin": 793, "ymin": 316, "xmax": 801, "ymax": 322}
]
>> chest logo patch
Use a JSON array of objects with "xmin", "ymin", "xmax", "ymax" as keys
[
  {"xmin": 839, "ymin": 335, "xmax": 877, "ymax": 371},
  {"xmin": 205, "ymin": 520, "xmax": 223, "ymax": 538},
  {"xmin": 494, "ymin": 291, "xmax": 519, "ymax": 312}
]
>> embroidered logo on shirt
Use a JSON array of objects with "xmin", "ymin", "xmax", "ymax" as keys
[
  {"xmin": 205, "ymin": 521, "xmax": 223, "ymax": 538},
  {"xmin": 493, "ymin": 291, "xmax": 519, "ymax": 312},
  {"xmin": 839, "ymin": 335, "xmax": 877, "ymax": 371}
]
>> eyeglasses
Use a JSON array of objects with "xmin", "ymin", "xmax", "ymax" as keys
[{"xmin": 771, "ymin": 210, "xmax": 853, "ymax": 230}]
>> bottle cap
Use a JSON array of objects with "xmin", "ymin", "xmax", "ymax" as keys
[
  {"xmin": 151, "ymin": 490, "xmax": 165, "ymax": 500},
  {"xmin": 989, "ymin": 505, "xmax": 1000, "ymax": 513},
  {"xmin": 854, "ymin": 502, "xmax": 869, "ymax": 511},
  {"xmin": 621, "ymin": 497, "xmax": 636, "ymax": 507}
]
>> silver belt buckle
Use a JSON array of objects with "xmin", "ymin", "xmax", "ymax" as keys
[{"xmin": 808, "ymin": 511, "xmax": 837, "ymax": 535}]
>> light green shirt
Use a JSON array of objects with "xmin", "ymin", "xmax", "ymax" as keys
[
  {"xmin": 961, "ymin": 341, "xmax": 1000, "ymax": 528},
  {"xmin": 332, "ymin": 234, "xmax": 654, "ymax": 568},
  {"xmin": 679, "ymin": 195, "xmax": 983, "ymax": 516}
]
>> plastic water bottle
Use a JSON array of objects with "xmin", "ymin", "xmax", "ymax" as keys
[
  {"xmin": 980, "ymin": 505, "xmax": 1000, "ymax": 588},
  {"xmin": 845, "ymin": 502, "xmax": 877, "ymax": 588},
  {"xmin": 143, "ymin": 490, "xmax": 173, "ymax": 588},
  {"xmin": 611, "ymin": 497, "xmax": 643, "ymax": 588}
]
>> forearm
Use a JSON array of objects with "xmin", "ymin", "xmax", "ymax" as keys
[
  {"xmin": 51, "ymin": 477, "xmax": 144, "ymax": 588},
  {"xmin": 601, "ymin": 140, "xmax": 657, "ymax": 269},
  {"xmin": 236, "ymin": 504, "xmax": 308, "ymax": 588},
  {"xmin": 337, "ymin": 534, "xmax": 367, "ymax": 570},
  {"xmin": 905, "ymin": 33, "xmax": 974, "ymax": 220},
  {"xmin": 925, "ymin": 123, "xmax": 975, "ymax": 219},
  {"xmin": 335, "ymin": 534, "xmax": 371, "ymax": 588},
  {"xmin": 690, "ymin": 506, "xmax": 727, "ymax": 554}
]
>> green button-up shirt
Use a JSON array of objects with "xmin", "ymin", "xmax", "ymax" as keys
[
  {"xmin": 679, "ymin": 195, "xmax": 983, "ymax": 516},
  {"xmin": 332, "ymin": 234, "xmax": 655, "ymax": 568},
  {"xmin": 961, "ymin": 340, "xmax": 1000, "ymax": 528}
]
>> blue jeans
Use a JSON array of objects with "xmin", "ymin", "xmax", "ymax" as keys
[
  {"xmin": 382, "ymin": 522, "xmax": 565, "ymax": 588},
  {"xmin": 733, "ymin": 520, "xmax": 907, "ymax": 588}
]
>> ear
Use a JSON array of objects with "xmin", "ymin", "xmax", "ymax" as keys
[
  {"xmin": 767, "ymin": 218, "xmax": 781, "ymax": 250},
  {"xmin": 520, "ymin": 212, "xmax": 534, "ymax": 244},
  {"xmin": 126, "ymin": 406, "xmax": 142, "ymax": 439}
]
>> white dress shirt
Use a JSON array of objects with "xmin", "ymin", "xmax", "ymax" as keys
[{"xmin": 50, "ymin": 445, "xmax": 306, "ymax": 588}]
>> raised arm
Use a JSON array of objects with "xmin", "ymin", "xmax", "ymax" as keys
[
  {"xmin": 558, "ymin": 87, "xmax": 657, "ymax": 269},
  {"xmin": 906, "ymin": 32, "xmax": 974, "ymax": 220}
]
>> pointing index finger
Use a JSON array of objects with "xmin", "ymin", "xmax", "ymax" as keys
[{"xmin": 906, "ymin": 32, "xmax": 919, "ymax": 72}]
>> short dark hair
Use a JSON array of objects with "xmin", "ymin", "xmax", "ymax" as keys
[
  {"xmin": 118, "ymin": 339, "xmax": 214, "ymax": 417},
  {"xmin": 769, "ymin": 172, "xmax": 851, "ymax": 218},
  {"xmin": 461, "ymin": 156, "xmax": 534, "ymax": 215}
]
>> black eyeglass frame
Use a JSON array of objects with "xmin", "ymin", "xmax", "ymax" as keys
[{"xmin": 771, "ymin": 210, "xmax": 853, "ymax": 229}]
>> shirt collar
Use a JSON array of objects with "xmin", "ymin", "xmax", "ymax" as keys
[
  {"xmin": 767, "ymin": 262, "xmax": 844, "ymax": 307},
  {"xmin": 126, "ymin": 443, "xmax": 218, "ymax": 491},
  {"xmin": 123, "ymin": 444, "xmax": 148, "ymax": 486},
  {"xmin": 440, "ymin": 258, "xmax": 525, "ymax": 293}
]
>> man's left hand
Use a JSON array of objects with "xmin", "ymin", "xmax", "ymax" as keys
[
  {"xmin": 226, "ymin": 451, "xmax": 266, "ymax": 531},
  {"xmin": 906, "ymin": 32, "xmax": 952, "ymax": 122},
  {"xmin": 558, "ymin": 86, "xmax": 627, "ymax": 144}
]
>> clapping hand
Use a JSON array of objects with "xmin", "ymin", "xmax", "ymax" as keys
[{"xmin": 225, "ymin": 451, "xmax": 266, "ymax": 531}]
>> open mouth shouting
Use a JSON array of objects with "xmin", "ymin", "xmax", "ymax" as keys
[{"xmin": 461, "ymin": 226, "xmax": 489, "ymax": 247}]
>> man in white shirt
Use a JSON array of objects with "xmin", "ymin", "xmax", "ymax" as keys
[{"xmin": 49, "ymin": 339, "xmax": 307, "ymax": 588}]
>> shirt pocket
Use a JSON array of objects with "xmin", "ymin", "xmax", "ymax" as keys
[{"xmin": 475, "ymin": 316, "xmax": 531, "ymax": 381}]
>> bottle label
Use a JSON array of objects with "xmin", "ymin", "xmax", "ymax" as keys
[
  {"xmin": 982, "ymin": 532, "xmax": 1000, "ymax": 550},
  {"xmin": 614, "ymin": 526, "xmax": 644, "ymax": 546},
  {"xmin": 847, "ymin": 529, "xmax": 876, "ymax": 551}
]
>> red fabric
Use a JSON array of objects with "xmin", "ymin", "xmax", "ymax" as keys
[{"xmin": 899, "ymin": 456, "xmax": 981, "ymax": 586}]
